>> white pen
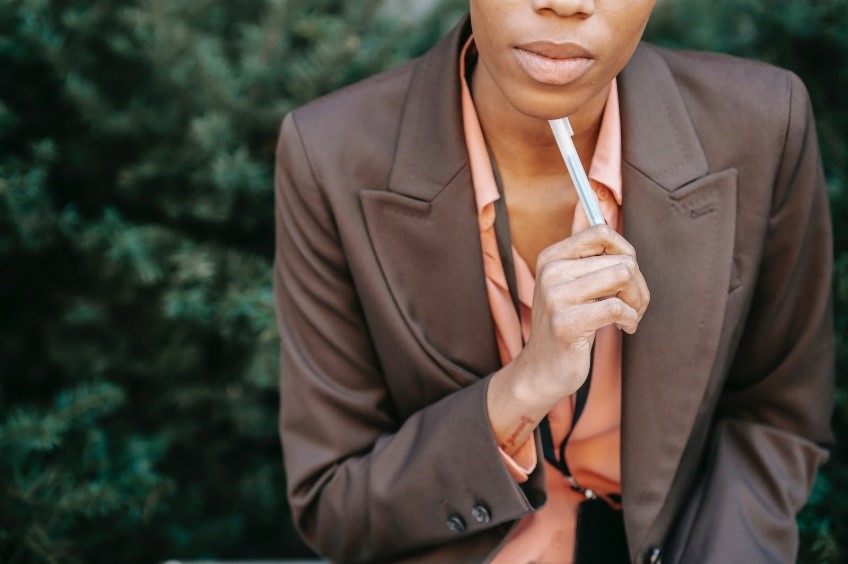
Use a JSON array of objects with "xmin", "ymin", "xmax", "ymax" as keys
[{"xmin": 548, "ymin": 118, "xmax": 606, "ymax": 226}]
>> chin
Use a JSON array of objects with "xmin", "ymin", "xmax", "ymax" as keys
[{"xmin": 504, "ymin": 89, "xmax": 587, "ymax": 121}]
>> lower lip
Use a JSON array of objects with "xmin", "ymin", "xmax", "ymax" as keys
[{"xmin": 513, "ymin": 48, "xmax": 594, "ymax": 86}]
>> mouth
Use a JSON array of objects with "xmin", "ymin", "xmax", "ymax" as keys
[{"xmin": 513, "ymin": 41, "xmax": 595, "ymax": 86}]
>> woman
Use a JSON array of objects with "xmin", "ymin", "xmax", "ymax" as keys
[{"xmin": 273, "ymin": 1, "xmax": 834, "ymax": 562}]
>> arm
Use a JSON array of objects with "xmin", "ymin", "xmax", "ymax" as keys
[
  {"xmin": 666, "ymin": 72, "xmax": 834, "ymax": 562},
  {"xmin": 273, "ymin": 113, "xmax": 546, "ymax": 563}
]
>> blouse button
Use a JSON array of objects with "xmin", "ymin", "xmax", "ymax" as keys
[{"xmin": 645, "ymin": 546, "xmax": 663, "ymax": 564}]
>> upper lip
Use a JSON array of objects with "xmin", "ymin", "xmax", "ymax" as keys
[{"xmin": 515, "ymin": 40, "xmax": 594, "ymax": 60}]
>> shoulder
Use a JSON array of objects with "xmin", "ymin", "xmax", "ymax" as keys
[
  {"xmin": 661, "ymin": 42, "xmax": 811, "ymax": 120},
  {"xmin": 291, "ymin": 57, "xmax": 416, "ymax": 132},
  {"xmin": 656, "ymin": 41, "xmax": 813, "ymax": 124},
  {"xmin": 278, "ymin": 59, "xmax": 418, "ymax": 189},
  {"xmin": 648, "ymin": 42, "xmax": 809, "ymax": 115},
  {"xmin": 655, "ymin": 43, "xmax": 797, "ymax": 87},
  {"xmin": 642, "ymin": 43, "xmax": 814, "ymax": 174}
]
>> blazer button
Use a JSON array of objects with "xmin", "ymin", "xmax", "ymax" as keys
[
  {"xmin": 471, "ymin": 504, "xmax": 491, "ymax": 524},
  {"xmin": 446, "ymin": 514, "xmax": 466, "ymax": 533},
  {"xmin": 645, "ymin": 546, "xmax": 663, "ymax": 564}
]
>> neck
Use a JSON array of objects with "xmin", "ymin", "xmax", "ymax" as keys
[{"xmin": 470, "ymin": 56, "xmax": 609, "ymax": 180}]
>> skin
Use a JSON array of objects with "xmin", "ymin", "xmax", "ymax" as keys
[{"xmin": 469, "ymin": 0, "xmax": 656, "ymax": 458}]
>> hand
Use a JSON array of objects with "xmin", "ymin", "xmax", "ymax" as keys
[{"xmin": 514, "ymin": 225, "xmax": 650, "ymax": 404}]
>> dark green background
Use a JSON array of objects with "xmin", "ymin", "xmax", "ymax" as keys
[{"xmin": 0, "ymin": 0, "xmax": 844, "ymax": 562}]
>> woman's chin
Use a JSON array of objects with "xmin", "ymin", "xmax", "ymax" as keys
[
  {"xmin": 507, "ymin": 95, "xmax": 584, "ymax": 122},
  {"xmin": 503, "ymin": 79, "xmax": 610, "ymax": 123}
]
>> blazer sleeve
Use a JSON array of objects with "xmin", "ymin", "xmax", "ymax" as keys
[
  {"xmin": 273, "ymin": 113, "xmax": 546, "ymax": 563},
  {"xmin": 665, "ymin": 72, "xmax": 835, "ymax": 562}
]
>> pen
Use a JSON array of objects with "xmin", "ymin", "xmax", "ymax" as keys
[{"xmin": 548, "ymin": 118, "xmax": 606, "ymax": 226}]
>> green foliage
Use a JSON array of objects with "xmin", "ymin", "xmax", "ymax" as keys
[
  {"xmin": 0, "ymin": 382, "xmax": 174, "ymax": 562},
  {"xmin": 0, "ymin": 0, "xmax": 451, "ymax": 561},
  {"xmin": 1, "ymin": 0, "xmax": 845, "ymax": 562}
]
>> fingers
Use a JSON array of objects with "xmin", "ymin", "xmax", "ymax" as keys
[
  {"xmin": 578, "ymin": 263, "xmax": 644, "ymax": 313},
  {"xmin": 582, "ymin": 298, "xmax": 640, "ymax": 334},
  {"xmin": 551, "ymin": 298, "xmax": 640, "ymax": 339},
  {"xmin": 539, "ymin": 256, "xmax": 650, "ymax": 318},
  {"xmin": 539, "ymin": 254, "xmax": 628, "ymax": 284},
  {"xmin": 533, "ymin": 225, "xmax": 651, "ymax": 336},
  {"xmin": 536, "ymin": 225, "xmax": 636, "ymax": 275}
]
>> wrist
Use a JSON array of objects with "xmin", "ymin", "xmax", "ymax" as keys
[
  {"xmin": 514, "ymin": 349, "xmax": 586, "ymax": 408},
  {"xmin": 510, "ymin": 353, "xmax": 561, "ymax": 416}
]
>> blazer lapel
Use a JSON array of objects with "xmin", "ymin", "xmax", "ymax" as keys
[
  {"xmin": 618, "ymin": 44, "xmax": 738, "ymax": 555},
  {"xmin": 359, "ymin": 17, "xmax": 501, "ymax": 386}
]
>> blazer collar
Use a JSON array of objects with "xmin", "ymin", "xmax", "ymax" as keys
[
  {"xmin": 619, "ymin": 43, "xmax": 710, "ymax": 190},
  {"xmin": 361, "ymin": 16, "xmax": 499, "ymax": 383},
  {"xmin": 388, "ymin": 16, "xmax": 472, "ymax": 201}
]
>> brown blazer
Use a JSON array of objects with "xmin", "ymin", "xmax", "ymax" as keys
[{"xmin": 273, "ymin": 16, "xmax": 834, "ymax": 564}]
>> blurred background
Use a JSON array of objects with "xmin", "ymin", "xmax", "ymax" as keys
[{"xmin": 0, "ymin": 0, "xmax": 844, "ymax": 562}]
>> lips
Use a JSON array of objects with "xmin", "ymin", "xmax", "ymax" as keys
[{"xmin": 513, "ymin": 41, "xmax": 595, "ymax": 86}]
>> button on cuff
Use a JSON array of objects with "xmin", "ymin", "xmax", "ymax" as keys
[
  {"xmin": 446, "ymin": 514, "xmax": 466, "ymax": 533},
  {"xmin": 471, "ymin": 503, "xmax": 491, "ymax": 524}
]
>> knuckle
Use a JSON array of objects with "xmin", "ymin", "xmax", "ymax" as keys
[
  {"xmin": 598, "ymin": 224, "xmax": 615, "ymax": 240},
  {"xmin": 539, "ymin": 261, "xmax": 559, "ymax": 286},
  {"xmin": 543, "ymin": 285, "xmax": 566, "ymax": 313},
  {"xmin": 542, "ymin": 284, "xmax": 558, "ymax": 305},
  {"xmin": 587, "ymin": 224, "xmax": 607, "ymax": 242},
  {"xmin": 536, "ymin": 248, "xmax": 554, "ymax": 273},
  {"xmin": 606, "ymin": 298, "xmax": 627, "ymax": 317},
  {"xmin": 614, "ymin": 262, "xmax": 631, "ymax": 281},
  {"xmin": 551, "ymin": 311, "xmax": 573, "ymax": 339}
]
